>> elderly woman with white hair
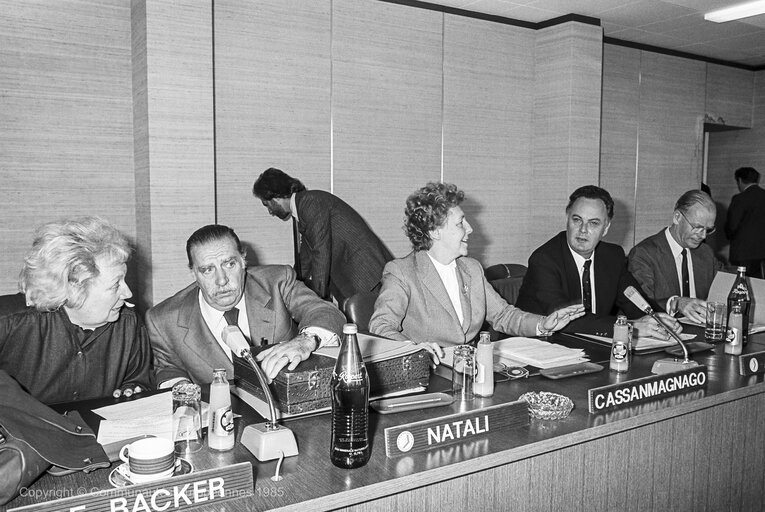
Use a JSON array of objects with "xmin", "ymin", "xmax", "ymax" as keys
[{"xmin": 0, "ymin": 216, "xmax": 153, "ymax": 404}]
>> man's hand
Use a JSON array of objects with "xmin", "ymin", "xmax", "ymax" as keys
[
  {"xmin": 540, "ymin": 304, "xmax": 586, "ymax": 332},
  {"xmin": 112, "ymin": 385, "xmax": 144, "ymax": 399},
  {"xmin": 676, "ymin": 297, "xmax": 707, "ymax": 324},
  {"xmin": 413, "ymin": 342, "xmax": 445, "ymax": 368},
  {"xmin": 632, "ymin": 313, "xmax": 683, "ymax": 340},
  {"xmin": 256, "ymin": 333, "xmax": 318, "ymax": 382}
]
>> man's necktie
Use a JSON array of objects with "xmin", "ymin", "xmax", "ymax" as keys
[
  {"xmin": 681, "ymin": 248, "xmax": 690, "ymax": 297},
  {"xmin": 582, "ymin": 260, "xmax": 592, "ymax": 313},
  {"xmin": 292, "ymin": 218, "xmax": 302, "ymax": 280},
  {"xmin": 223, "ymin": 307, "xmax": 239, "ymax": 327}
]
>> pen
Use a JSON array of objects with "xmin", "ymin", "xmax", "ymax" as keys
[{"xmin": 385, "ymin": 397, "xmax": 444, "ymax": 408}]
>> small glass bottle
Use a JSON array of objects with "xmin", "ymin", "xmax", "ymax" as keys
[
  {"xmin": 330, "ymin": 323, "xmax": 371, "ymax": 469},
  {"xmin": 726, "ymin": 266, "xmax": 751, "ymax": 345},
  {"xmin": 208, "ymin": 369, "xmax": 235, "ymax": 451},
  {"xmin": 725, "ymin": 303, "xmax": 743, "ymax": 356},
  {"xmin": 473, "ymin": 331, "xmax": 494, "ymax": 397},
  {"xmin": 610, "ymin": 315, "xmax": 630, "ymax": 373}
]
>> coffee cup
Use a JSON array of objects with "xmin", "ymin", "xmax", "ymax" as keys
[{"xmin": 118, "ymin": 437, "xmax": 176, "ymax": 483}]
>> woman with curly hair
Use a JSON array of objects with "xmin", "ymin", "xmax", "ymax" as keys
[
  {"xmin": 369, "ymin": 182, "xmax": 583, "ymax": 362},
  {"xmin": 0, "ymin": 216, "xmax": 153, "ymax": 404}
]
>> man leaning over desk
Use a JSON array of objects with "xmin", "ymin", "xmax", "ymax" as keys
[
  {"xmin": 515, "ymin": 185, "xmax": 681, "ymax": 339},
  {"xmin": 628, "ymin": 190, "xmax": 723, "ymax": 324},
  {"xmin": 146, "ymin": 224, "xmax": 346, "ymax": 388}
]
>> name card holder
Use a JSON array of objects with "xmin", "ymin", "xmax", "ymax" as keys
[
  {"xmin": 9, "ymin": 462, "xmax": 253, "ymax": 512},
  {"xmin": 739, "ymin": 350, "xmax": 765, "ymax": 375},
  {"xmin": 384, "ymin": 400, "xmax": 528, "ymax": 458},
  {"xmin": 588, "ymin": 366, "xmax": 707, "ymax": 413}
]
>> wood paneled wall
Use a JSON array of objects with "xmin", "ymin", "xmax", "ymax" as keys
[
  {"xmin": 600, "ymin": 45, "xmax": 708, "ymax": 251},
  {"xmin": 443, "ymin": 16, "xmax": 535, "ymax": 265},
  {"xmin": 706, "ymin": 70, "xmax": 765, "ymax": 262},
  {"xmin": 131, "ymin": 0, "xmax": 215, "ymax": 307},
  {"xmin": 0, "ymin": 0, "xmax": 135, "ymax": 296},
  {"xmin": 530, "ymin": 22, "xmax": 603, "ymax": 253}
]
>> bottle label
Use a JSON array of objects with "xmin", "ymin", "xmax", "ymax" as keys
[
  {"xmin": 612, "ymin": 343, "xmax": 628, "ymax": 361},
  {"xmin": 211, "ymin": 406, "xmax": 234, "ymax": 436},
  {"xmin": 334, "ymin": 370, "xmax": 363, "ymax": 383},
  {"xmin": 726, "ymin": 327, "xmax": 741, "ymax": 346},
  {"xmin": 475, "ymin": 363, "xmax": 485, "ymax": 384}
]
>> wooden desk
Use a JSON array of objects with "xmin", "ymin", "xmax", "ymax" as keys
[{"xmin": 7, "ymin": 331, "xmax": 765, "ymax": 512}]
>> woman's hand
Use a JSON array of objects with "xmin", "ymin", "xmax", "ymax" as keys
[
  {"xmin": 540, "ymin": 304, "xmax": 586, "ymax": 332},
  {"xmin": 413, "ymin": 341, "xmax": 445, "ymax": 367}
]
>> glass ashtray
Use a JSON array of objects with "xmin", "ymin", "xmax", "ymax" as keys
[{"xmin": 519, "ymin": 391, "xmax": 574, "ymax": 420}]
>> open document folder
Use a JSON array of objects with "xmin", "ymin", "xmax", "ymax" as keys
[
  {"xmin": 440, "ymin": 337, "xmax": 588, "ymax": 370},
  {"xmin": 679, "ymin": 271, "xmax": 765, "ymax": 334}
]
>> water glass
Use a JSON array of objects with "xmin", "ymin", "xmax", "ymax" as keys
[
  {"xmin": 172, "ymin": 382, "xmax": 203, "ymax": 455},
  {"xmin": 705, "ymin": 301, "xmax": 726, "ymax": 342},
  {"xmin": 452, "ymin": 345, "xmax": 476, "ymax": 401}
]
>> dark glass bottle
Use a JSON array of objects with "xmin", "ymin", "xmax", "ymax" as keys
[
  {"xmin": 726, "ymin": 266, "xmax": 751, "ymax": 345},
  {"xmin": 330, "ymin": 323, "xmax": 371, "ymax": 469}
]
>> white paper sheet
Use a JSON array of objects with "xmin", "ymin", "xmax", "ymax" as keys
[
  {"xmin": 92, "ymin": 391, "xmax": 173, "ymax": 420},
  {"xmin": 96, "ymin": 416, "xmax": 174, "ymax": 445}
]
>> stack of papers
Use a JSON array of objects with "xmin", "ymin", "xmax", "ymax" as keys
[
  {"xmin": 493, "ymin": 337, "xmax": 589, "ymax": 369},
  {"xmin": 579, "ymin": 332, "xmax": 696, "ymax": 352},
  {"xmin": 439, "ymin": 337, "xmax": 588, "ymax": 370}
]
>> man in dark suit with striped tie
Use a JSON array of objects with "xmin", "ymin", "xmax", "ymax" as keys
[
  {"xmin": 628, "ymin": 190, "xmax": 723, "ymax": 324},
  {"xmin": 516, "ymin": 185, "xmax": 680, "ymax": 338},
  {"xmin": 253, "ymin": 168, "xmax": 394, "ymax": 305}
]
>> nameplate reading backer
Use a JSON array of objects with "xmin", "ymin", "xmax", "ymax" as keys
[
  {"xmin": 384, "ymin": 400, "xmax": 528, "ymax": 458},
  {"xmin": 739, "ymin": 350, "xmax": 765, "ymax": 376},
  {"xmin": 588, "ymin": 365, "xmax": 707, "ymax": 413},
  {"xmin": 9, "ymin": 462, "xmax": 253, "ymax": 512}
]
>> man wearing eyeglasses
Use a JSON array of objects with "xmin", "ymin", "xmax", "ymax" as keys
[{"xmin": 628, "ymin": 190, "xmax": 723, "ymax": 323}]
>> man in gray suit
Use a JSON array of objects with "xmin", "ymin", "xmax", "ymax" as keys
[
  {"xmin": 253, "ymin": 168, "xmax": 393, "ymax": 305},
  {"xmin": 628, "ymin": 190, "xmax": 723, "ymax": 323},
  {"xmin": 146, "ymin": 224, "xmax": 345, "ymax": 388}
]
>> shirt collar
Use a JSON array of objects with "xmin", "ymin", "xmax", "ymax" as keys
[
  {"xmin": 426, "ymin": 252, "xmax": 457, "ymax": 272},
  {"xmin": 198, "ymin": 290, "xmax": 246, "ymax": 326},
  {"xmin": 567, "ymin": 244, "xmax": 594, "ymax": 269},
  {"xmin": 290, "ymin": 193, "xmax": 298, "ymax": 222},
  {"xmin": 664, "ymin": 227, "xmax": 684, "ymax": 258}
]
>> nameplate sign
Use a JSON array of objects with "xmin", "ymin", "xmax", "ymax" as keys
[
  {"xmin": 9, "ymin": 462, "xmax": 253, "ymax": 512},
  {"xmin": 739, "ymin": 350, "xmax": 765, "ymax": 376},
  {"xmin": 384, "ymin": 400, "xmax": 528, "ymax": 458},
  {"xmin": 588, "ymin": 365, "xmax": 707, "ymax": 413}
]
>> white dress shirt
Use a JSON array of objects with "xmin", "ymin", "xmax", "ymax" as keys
[
  {"xmin": 427, "ymin": 253, "xmax": 464, "ymax": 324},
  {"xmin": 568, "ymin": 246, "xmax": 597, "ymax": 314},
  {"xmin": 665, "ymin": 227, "xmax": 696, "ymax": 298}
]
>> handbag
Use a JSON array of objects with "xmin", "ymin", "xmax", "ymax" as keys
[{"xmin": 0, "ymin": 371, "xmax": 110, "ymax": 506}]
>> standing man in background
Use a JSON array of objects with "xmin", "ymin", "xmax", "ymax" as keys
[
  {"xmin": 628, "ymin": 190, "xmax": 723, "ymax": 323},
  {"xmin": 726, "ymin": 167, "xmax": 765, "ymax": 279},
  {"xmin": 253, "ymin": 168, "xmax": 394, "ymax": 306}
]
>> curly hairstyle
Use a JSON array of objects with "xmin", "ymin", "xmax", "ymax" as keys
[
  {"xmin": 19, "ymin": 216, "xmax": 131, "ymax": 311},
  {"xmin": 404, "ymin": 182, "xmax": 464, "ymax": 251}
]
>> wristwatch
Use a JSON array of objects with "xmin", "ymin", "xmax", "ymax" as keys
[{"xmin": 299, "ymin": 329, "xmax": 321, "ymax": 350}]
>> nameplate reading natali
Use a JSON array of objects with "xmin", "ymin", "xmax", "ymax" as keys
[
  {"xmin": 8, "ymin": 462, "xmax": 253, "ymax": 512},
  {"xmin": 384, "ymin": 400, "xmax": 528, "ymax": 458},
  {"xmin": 588, "ymin": 365, "xmax": 708, "ymax": 413}
]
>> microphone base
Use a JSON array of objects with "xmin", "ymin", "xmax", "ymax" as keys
[
  {"xmin": 240, "ymin": 422, "xmax": 299, "ymax": 461},
  {"xmin": 651, "ymin": 358, "xmax": 700, "ymax": 375}
]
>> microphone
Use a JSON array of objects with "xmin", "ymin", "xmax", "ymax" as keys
[
  {"xmin": 222, "ymin": 325, "xmax": 298, "ymax": 461},
  {"xmin": 623, "ymin": 286, "xmax": 699, "ymax": 374}
]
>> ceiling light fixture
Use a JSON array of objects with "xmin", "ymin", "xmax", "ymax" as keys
[{"xmin": 704, "ymin": 0, "xmax": 765, "ymax": 22}]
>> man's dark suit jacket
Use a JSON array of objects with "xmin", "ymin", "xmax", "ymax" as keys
[
  {"xmin": 627, "ymin": 229, "xmax": 722, "ymax": 306},
  {"xmin": 295, "ymin": 190, "xmax": 393, "ymax": 303},
  {"xmin": 725, "ymin": 184, "xmax": 765, "ymax": 265},
  {"xmin": 515, "ymin": 231, "xmax": 655, "ymax": 337}
]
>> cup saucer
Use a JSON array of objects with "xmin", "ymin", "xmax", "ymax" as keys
[{"xmin": 108, "ymin": 458, "xmax": 193, "ymax": 488}]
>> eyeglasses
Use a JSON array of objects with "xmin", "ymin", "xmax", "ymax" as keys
[
  {"xmin": 678, "ymin": 210, "xmax": 716, "ymax": 236},
  {"xmin": 494, "ymin": 362, "xmax": 529, "ymax": 383}
]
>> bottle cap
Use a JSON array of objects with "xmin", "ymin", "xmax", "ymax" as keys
[
  {"xmin": 737, "ymin": 266, "xmax": 747, "ymax": 272},
  {"xmin": 478, "ymin": 331, "xmax": 491, "ymax": 343},
  {"xmin": 343, "ymin": 323, "xmax": 358, "ymax": 334}
]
